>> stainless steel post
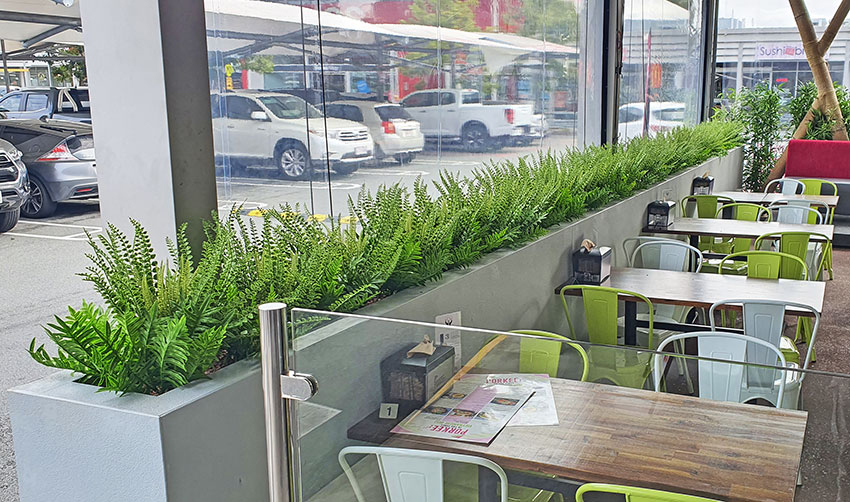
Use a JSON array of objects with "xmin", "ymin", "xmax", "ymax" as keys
[
  {"xmin": 260, "ymin": 303, "xmax": 289, "ymax": 502},
  {"xmin": 1, "ymin": 40, "xmax": 10, "ymax": 93}
]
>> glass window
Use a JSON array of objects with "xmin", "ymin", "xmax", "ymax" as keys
[
  {"xmin": 402, "ymin": 92, "xmax": 437, "ymax": 108},
  {"xmin": 224, "ymin": 95, "xmax": 263, "ymax": 120},
  {"xmin": 375, "ymin": 105, "xmax": 412, "ymax": 121},
  {"xmin": 653, "ymin": 107, "xmax": 685, "ymax": 121},
  {"xmin": 620, "ymin": 106, "xmax": 643, "ymax": 122},
  {"xmin": 25, "ymin": 94, "xmax": 49, "ymax": 111},
  {"xmin": 461, "ymin": 91, "xmax": 481, "ymax": 104},
  {"xmin": 325, "ymin": 104, "xmax": 364, "ymax": 122},
  {"xmin": 440, "ymin": 92, "xmax": 456, "ymax": 105},
  {"xmin": 0, "ymin": 125, "xmax": 42, "ymax": 146},
  {"xmin": 258, "ymin": 95, "xmax": 322, "ymax": 119},
  {"xmin": 0, "ymin": 94, "xmax": 22, "ymax": 112}
]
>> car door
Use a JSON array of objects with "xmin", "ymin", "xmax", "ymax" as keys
[
  {"xmin": 0, "ymin": 93, "xmax": 24, "ymax": 118},
  {"xmin": 402, "ymin": 92, "xmax": 438, "ymax": 136},
  {"xmin": 222, "ymin": 95, "xmax": 270, "ymax": 160},
  {"xmin": 21, "ymin": 92, "xmax": 50, "ymax": 120}
]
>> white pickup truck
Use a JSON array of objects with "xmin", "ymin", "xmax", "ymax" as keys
[{"xmin": 400, "ymin": 89, "xmax": 534, "ymax": 151}]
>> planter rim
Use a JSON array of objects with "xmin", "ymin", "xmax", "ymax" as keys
[{"xmin": 9, "ymin": 358, "xmax": 261, "ymax": 416}]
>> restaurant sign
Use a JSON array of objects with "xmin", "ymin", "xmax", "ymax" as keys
[{"xmin": 756, "ymin": 42, "xmax": 826, "ymax": 60}]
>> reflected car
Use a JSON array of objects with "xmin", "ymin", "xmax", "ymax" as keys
[
  {"xmin": 618, "ymin": 102, "xmax": 685, "ymax": 143},
  {"xmin": 0, "ymin": 137, "xmax": 29, "ymax": 232},
  {"xmin": 211, "ymin": 91, "xmax": 373, "ymax": 180},
  {"xmin": 325, "ymin": 101, "xmax": 424, "ymax": 164},
  {"xmin": 0, "ymin": 119, "xmax": 97, "ymax": 218}
]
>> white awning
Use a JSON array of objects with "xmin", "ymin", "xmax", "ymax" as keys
[{"xmin": 0, "ymin": 0, "xmax": 83, "ymax": 51}]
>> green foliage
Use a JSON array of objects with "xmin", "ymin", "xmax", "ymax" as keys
[
  {"xmin": 239, "ymin": 55, "xmax": 275, "ymax": 74},
  {"xmin": 717, "ymin": 84, "xmax": 781, "ymax": 191},
  {"xmin": 511, "ymin": 0, "xmax": 578, "ymax": 44},
  {"xmin": 788, "ymin": 81, "xmax": 850, "ymax": 140},
  {"xmin": 409, "ymin": 0, "xmax": 480, "ymax": 30},
  {"xmin": 31, "ymin": 121, "xmax": 742, "ymax": 395}
]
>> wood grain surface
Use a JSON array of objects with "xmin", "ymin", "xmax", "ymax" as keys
[
  {"xmin": 713, "ymin": 191, "xmax": 839, "ymax": 207},
  {"xmin": 648, "ymin": 219, "xmax": 833, "ymax": 241},
  {"xmin": 555, "ymin": 268, "xmax": 825, "ymax": 315},
  {"xmin": 386, "ymin": 378, "xmax": 809, "ymax": 502}
]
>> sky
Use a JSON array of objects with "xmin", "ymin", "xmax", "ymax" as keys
[{"xmin": 718, "ymin": 0, "xmax": 847, "ymax": 27}]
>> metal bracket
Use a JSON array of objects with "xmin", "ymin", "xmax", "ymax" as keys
[{"xmin": 280, "ymin": 371, "xmax": 318, "ymax": 401}]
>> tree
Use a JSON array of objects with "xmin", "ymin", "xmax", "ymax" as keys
[
  {"xmin": 409, "ymin": 0, "xmax": 480, "ymax": 31},
  {"xmin": 45, "ymin": 46, "xmax": 87, "ymax": 85},
  {"xmin": 768, "ymin": 0, "xmax": 850, "ymax": 181},
  {"xmin": 512, "ymin": 0, "xmax": 578, "ymax": 43}
]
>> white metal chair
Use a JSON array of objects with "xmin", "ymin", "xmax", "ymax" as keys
[
  {"xmin": 765, "ymin": 178, "xmax": 805, "ymax": 195},
  {"xmin": 653, "ymin": 331, "xmax": 786, "ymax": 408},
  {"xmin": 710, "ymin": 299, "xmax": 819, "ymax": 409},
  {"xmin": 339, "ymin": 446, "xmax": 509, "ymax": 502},
  {"xmin": 622, "ymin": 236, "xmax": 688, "ymax": 267},
  {"xmin": 768, "ymin": 199, "xmax": 827, "ymax": 225}
]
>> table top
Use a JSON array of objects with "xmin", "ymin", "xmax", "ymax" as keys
[
  {"xmin": 648, "ymin": 218, "xmax": 834, "ymax": 241},
  {"xmin": 555, "ymin": 267, "xmax": 825, "ymax": 315},
  {"xmin": 713, "ymin": 191, "xmax": 839, "ymax": 207},
  {"xmin": 385, "ymin": 378, "xmax": 809, "ymax": 502}
]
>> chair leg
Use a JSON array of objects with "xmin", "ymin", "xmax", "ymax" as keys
[
  {"xmin": 796, "ymin": 318, "xmax": 815, "ymax": 362},
  {"xmin": 674, "ymin": 339, "xmax": 695, "ymax": 394}
]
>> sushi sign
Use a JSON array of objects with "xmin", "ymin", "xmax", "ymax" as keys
[{"xmin": 756, "ymin": 42, "xmax": 827, "ymax": 60}]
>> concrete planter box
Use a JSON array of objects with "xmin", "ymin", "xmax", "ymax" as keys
[
  {"xmin": 9, "ymin": 147, "xmax": 742, "ymax": 501},
  {"xmin": 8, "ymin": 360, "xmax": 269, "ymax": 502}
]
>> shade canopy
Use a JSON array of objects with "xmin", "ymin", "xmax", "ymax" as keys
[{"xmin": 0, "ymin": 0, "xmax": 83, "ymax": 52}]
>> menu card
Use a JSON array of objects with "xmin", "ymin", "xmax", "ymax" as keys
[
  {"xmin": 391, "ymin": 373, "xmax": 535, "ymax": 444},
  {"xmin": 460, "ymin": 374, "xmax": 558, "ymax": 427}
]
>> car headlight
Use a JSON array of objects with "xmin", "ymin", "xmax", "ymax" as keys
[{"xmin": 8, "ymin": 149, "xmax": 22, "ymax": 161}]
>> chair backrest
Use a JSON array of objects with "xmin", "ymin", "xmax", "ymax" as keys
[
  {"xmin": 654, "ymin": 331, "xmax": 786, "ymax": 408},
  {"xmin": 799, "ymin": 178, "xmax": 839, "ymax": 196},
  {"xmin": 715, "ymin": 203, "xmax": 771, "ymax": 253},
  {"xmin": 765, "ymin": 178, "xmax": 805, "ymax": 195},
  {"xmin": 680, "ymin": 195, "xmax": 735, "ymax": 218},
  {"xmin": 711, "ymin": 299, "xmax": 820, "ymax": 375},
  {"xmin": 576, "ymin": 483, "xmax": 722, "ymax": 501},
  {"xmin": 622, "ymin": 236, "xmax": 686, "ymax": 267},
  {"xmin": 718, "ymin": 250, "xmax": 808, "ymax": 281},
  {"xmin": 560, "ymin": 285, "xmax": 654, "ymax": 348},
  {"xmin": 630, "ymin": 240, "xmax": 702, "ymax": 321},
  {"xmin": 768, "ymin": 199, "xmax": 826, "ymax": 225},
  {"xmin": 754, "ymin": 231, "xmax": 829, "ymax": 280},
  {"xmin": 511, "ymin": 330, "xmax": 589, "ymax": 381},
  {"xmin": 339, "ymin": 446, "xmax": 509, "ymax": 502}
]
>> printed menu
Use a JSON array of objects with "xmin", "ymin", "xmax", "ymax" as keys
[{"xmin": 390, "ymin": 374, "xmax": 536, "ymax": 444}]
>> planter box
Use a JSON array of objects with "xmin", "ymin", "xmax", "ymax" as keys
[
  {"xmin": 9, "ymin": 148, "xmax": 743, "ymax": 501},
  {"xmin": 8, "ymin": 360, "xmax": 269, "ymax": 502}
]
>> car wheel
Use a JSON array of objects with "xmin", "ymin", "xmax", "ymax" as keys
[
  {"xmin": 333, "ymin": 163, "xmax": 359, "ymax": 176},
  {"xmin": 0, "ymin": 208, "xmax": 20, "ymax": 233},
  {"xmin": 275, "ymin": 143, "xmax": 311, "ymax": 180},
  {"xmin": 462, "ymin": 123, "xmax": 490, "ymax": 153},
  {"xmin": 21, "ymin": 176, "xmax": 57, "ymax": 218},
  {"xmin": 394, "ymin": 153, "xmax": 414, "ymax": 164}
]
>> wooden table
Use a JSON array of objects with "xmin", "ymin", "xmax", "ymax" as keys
[
  {"xmin": 713, "ymin": 191, "xmax": 839, "ymax": 208},
  {"xmin": 646, "ymin": 219, "xmax": 834, "ymax": 242},
  {"xmin": 555, "ymin": 268, "xmax": 825, "ymax": 345},
  {"xmin": 384, "ymin": 378, "xmax": 809, "ymax": 502}
]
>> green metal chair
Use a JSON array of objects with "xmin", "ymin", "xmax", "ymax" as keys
[
  {"xmin": 754, "ymin": 231, "xmax": 829, "ymax": 361},
  {"xmin": 700, "ymin": 202, "xmax": 772, "ymax": 274},
  {"xmin": 576, "ymin": 483, "xmax": 720, "ymax": 501},
  {"xmin": 559, "ymin": 285, "xmax": 654, "ymax": 389},
  {"xmin": 680, "ymin": 195, "xmax": 735, "ymax": 253},
  {"xmin": 717, "ymin": 250, "xmax": 809, "ymax": 365},
  {"xmin": 799, "ymin": 177, "xmax": 838, "ymax": 223},
  {"xmin": 511, "ymin": 330, "xmax": 589, "ymax": 381}
]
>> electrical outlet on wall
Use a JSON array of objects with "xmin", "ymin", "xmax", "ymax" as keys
[{"xmin": 435, "ymin": 311, "xmax": 462, "ymax": 369}]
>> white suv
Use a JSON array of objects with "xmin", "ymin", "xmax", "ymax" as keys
[{"xmin": 211, "ymin": 91, "xmax": 374, "ymax": 179}]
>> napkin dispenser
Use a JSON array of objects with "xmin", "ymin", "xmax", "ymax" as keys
[
  {"xmin": 572, "ymin": 244, "xmax": 612, "ymax": 285},
  {"xmin": 692, "ymin": 175, "xmax": 715, "ymax": 195},
  {"xmin": 646, "ymin": 200, "xmax": 676, "ymax": 230},
  {"xmin": 381, "ymin": 344, "xmax": 455, "ymax": 415}
]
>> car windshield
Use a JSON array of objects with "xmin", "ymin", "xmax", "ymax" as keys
[
  {"xmin": 462, "ymin": 91, "xmax": 480, "ymax": 104},
  {"xmin": 653, "ymin": 107, "xmax": 685, "ymax": 121},
  {"xmin": 259, "ymin": 95, "xmax": 323, "ymax": 119},
  {"xmin": 375, "ymin": 105, "xmax": 412, "ymax": 121}
]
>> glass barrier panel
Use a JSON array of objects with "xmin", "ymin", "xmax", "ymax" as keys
[{"xmin": 287, "ymin": 308, "xmax": 850, "ymax": 502}]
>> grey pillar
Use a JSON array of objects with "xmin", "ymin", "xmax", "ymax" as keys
[
  {"xmin": 1, "ymin": 40, "xmax": 10, "ymax": 93},
  {"xmin": 79, "ymin": 0, "xmax": 217, "ymax": 257},
  {"xmin": 735, "ymin": 43, "xmax": 743, "ymax": 93}
]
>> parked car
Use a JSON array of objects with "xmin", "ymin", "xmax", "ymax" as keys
[
  {"xmin": 618, "ymin": 101, "xmax": 685, "ymax": 142},
  {"xmin": 211, "ymin": 91, "xmax": 373, "ymax": 179},
  {"xmin": 0, "ymin": 87, "xmax": 91, "ymax": 123},
  {"xmin": 0, "ymin": 119, "xmax": 97, "ymax": 218},
  {"xmin": 324, "ymin": 101, "xmax": 424, "ymax": 163},
  {"xmin": 0, "ymin": 138, "xmax": 29, "ymax": 232},
  {"xmin": 0, "ymin": 86, "xmax": 21, "ymax": 96},
  {"xmin": 400, "ymin": 89, "xmax": 534, "ymax": 152}
]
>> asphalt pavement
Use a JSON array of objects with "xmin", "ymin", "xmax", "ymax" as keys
[{"xmin": 0, "ymin": 134, "xmax": 573, "ymax": 501}]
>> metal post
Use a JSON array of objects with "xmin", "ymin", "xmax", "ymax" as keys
[
  {"xmin": 1, "ymin": 40, "xmax": 10, "ymax": 93},
  {"xmin": 260, "ymin": 303, "xmax": 290, "ymax": 502}
]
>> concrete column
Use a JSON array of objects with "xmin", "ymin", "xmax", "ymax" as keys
[
  {"xmin": 844, "ymin": 41, "xmax": 850, "ymax": 87},
  {"xmin": 735, "ymin": 42, "xmax": 743, "ymax": 93},
  {"xmin": 79, "ymin": 0, "xmax": 217, "ymax": 257}
]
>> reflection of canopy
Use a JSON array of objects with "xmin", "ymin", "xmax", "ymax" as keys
[
  {"xmin": 623, "ymin": 0, "xmax": 689, "ymax": 22},
  {"xmin": 0, "ymin": 0, "xmax": 83, "ymax": 53}
]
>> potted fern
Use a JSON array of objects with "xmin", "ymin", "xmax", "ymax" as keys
[{"xmin": 9, "ymin": 221, "xmax": 270, "ymax": 502}]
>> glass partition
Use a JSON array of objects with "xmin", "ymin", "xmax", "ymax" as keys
[
  {"xmin": 204, "ymin": 0, "xmax": 591, "ymax": 224},
  {"xmin": 286, "ymin": 308, "xmax": 850, "ymax": 502}
]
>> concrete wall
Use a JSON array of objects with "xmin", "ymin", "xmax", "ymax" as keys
[{"xmin": 291, "ymin": 147, "xmax": 744, "ymax": 497}]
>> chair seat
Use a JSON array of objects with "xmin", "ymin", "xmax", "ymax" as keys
[{"xmin": 780, "ymin": 335, "xmax": 801, "ymax": 365}]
